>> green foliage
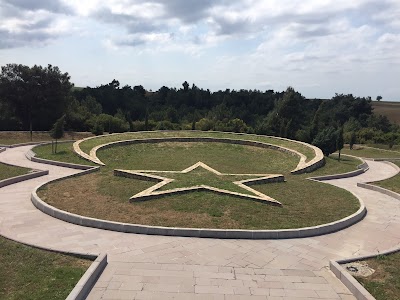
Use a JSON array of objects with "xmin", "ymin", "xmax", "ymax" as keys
[
  {"xmin": 349, "ymin": 131, "xmax": 357, "ymax": 149},
  {"xmin": 1, "ymin": 63, "xmax": 398, "ymax": 150},
  {"xmin": 196, "ymin": 118, "xmax": 215, "ymax": 131},
  {"xmin": 87, "ymin": 114, "xmax": 129, "ymax": 133},
  {"xmin": 91, "ymin": 122, "xmax": 104, "ymax": 136},
  {"xmin": 50, "ymin": 115, "xmax": 65, "ymax": 140},
  {"xmin": 50, "ymin": 115, "xmax": 65, "ymax": 153},
  {"xmin": 336, "ymin": 127, "xmax": 344, "ymax": 160},
  {"xmin": 312, "ymin": 127, "xmax": 338, "ymax": 156},
  {"xmin": 0, "ymin": 64, "xmax": 72, "ymax": 132}
]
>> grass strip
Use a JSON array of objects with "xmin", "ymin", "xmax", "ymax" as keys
[
  {"xmin": 0, "ymin": 236, "xmax": 91, "ymax": 300},
  {"xmin": 355, "ymin": 252, "xmax": 400, "ymax": 300},
  {"xmin": 0, "ymin": 163, "xmax": 30, "ymax": 181}
]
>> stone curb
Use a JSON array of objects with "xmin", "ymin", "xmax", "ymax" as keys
[
  {"xmin": 66, "ymin": 253, "xmax": 108, "ymax": 300},
  {"xmin": 0, "ymin": 169, "xmax": 49, "ymax": 188},
  {"xmin": 330, "ymin": 245, "xmax": 400, "ymax": 300},
  {"xmin": 329, "ymin": 260, "xmax": 375, "ymax": 300},
  {"xmin": 31, "ymin": 175, "xmax": 367, "ymax": 239},
  {"xmin": 308, "ymin": 155, "xmax": 369, "ymax": 181}
]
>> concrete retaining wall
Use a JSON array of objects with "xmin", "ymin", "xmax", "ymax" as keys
[
  {"xmin": 66, "ymin": 253, "xmax": 108, "ymax": 300},
  {"xmin": 329, "ymin": 260, "xmax": 375, "ymax": 300},
  {"xmin": 0, "ymin": 170, "xmax": 49, "ymax": 188},
  {"xmin": 309, "ymin": 156, "xmax": 368, "ymax": 181}
]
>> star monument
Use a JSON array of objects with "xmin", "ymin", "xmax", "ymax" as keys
[{"xmin": 114, "ymin": 162, "xmax": 284, "ymax": 206}]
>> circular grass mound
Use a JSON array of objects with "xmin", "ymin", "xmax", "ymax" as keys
[{"xmin": 37, "ymin": 134, "xmax": 361, "ymax": 230}]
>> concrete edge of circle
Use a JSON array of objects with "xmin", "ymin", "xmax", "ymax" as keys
[
  {"xmin": 328, "ymin": 160, "xmax": 400, "ymax": 300},
  {"xmin": 66, "ymin": 253, "xmax": 108, "ymax": 300}
]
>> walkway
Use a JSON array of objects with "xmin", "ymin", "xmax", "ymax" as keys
[{"xmin": 0, "ymin": 146, "xmax": 400, "ymax": 299}]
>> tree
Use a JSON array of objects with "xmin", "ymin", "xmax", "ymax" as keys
[
  {"xmin": 312, "ymin": 127, "xmax": 338, "ymax": 156},
  {"xmin": 336, "ymin": 127, "xmax": 344, "ymax": 161},
  {"xmin": 0, "ymin": 64, "xmax": 72, "ymax": 139},
  {"xmin": 50, "ymin": 115, "xmax": 65, "ymax": 154},
  {"xmin": 349, "ymin": 131, "xmax": 356, "ymax": 150},
  {"xmin": 376, "ymin": 95, "xmax": 382, "ymax": 101}
]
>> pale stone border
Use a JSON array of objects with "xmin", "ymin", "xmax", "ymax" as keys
[
  {"xmin": 0, "ymin": 169, "xmax": 49, "ymax": 188},
  {"xmin": 116, "ymin": 161, "xmax": 284, "ymax": 206},
  {"xmin": 308, "ymin": 155, "xmax": 369, "ymax": 181},
  {"xmin": 331, "ymin": 244, "xmax": 400, "ymax": 300},
  {"xmin": 66, "ymin": 253, "xmax": 108, "ymax": 300},
  {"xmin": 329, "ymin": 260, "xmax": 376, "ymax": 300},
  {"xmin": 73, "ymin": 131, "xmax": 325, "ymax": 173}
]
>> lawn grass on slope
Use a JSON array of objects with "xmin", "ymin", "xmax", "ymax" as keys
[
  {"xmin": 0, "ymin": 237, "xmax": 91, "ymax": 300},
  {"xmin": 340, "ymin": 145, "xmax": 400, "ymax": 159},
  {"xmin": 0, "ymin": 163, "xmax": 30, "ymax": 181},
  {"xmin": 354, "ymin": 252, "xmax": 400, "ymax": 300},
  {"xmin": 37, "ymin": 142, "xmax": 361, "ymax": 230}
]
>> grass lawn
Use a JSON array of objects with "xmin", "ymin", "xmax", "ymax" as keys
[
  {"xmin": 0, "ymin": 163, "xmax": 30, "ymax": 181},
  {"xmin": 0, "ymin": 131, "xmax": 92, "ymax": 146},
  {"xmin": 33, "ymin": 142, "xmax": 96, "ymax": 166},
  {"xmin": 367, "ymin": 143, "xmax": 400, "ymax": 152},
  {"xmin": 37, "ymin": 141, "xmax": 361, "ymax": 229},
  {"xmin": 373, "ymin": 160, "xmax": 400, "ymax": 193},
  {"xmin": 340, "ymin": 145, "xmax": 400, "ymax": 159},
  {"xmin": 354, "ymin": 252, "xmax": 400, "ymax": 300},
  {"xmin": 0, "ymin": 236, "xmax": 91, "ymax": 300}
]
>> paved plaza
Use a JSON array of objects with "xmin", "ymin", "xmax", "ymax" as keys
[{"xmin": 1, "ymin": 145, "xmax": 400, "ymax": 299}]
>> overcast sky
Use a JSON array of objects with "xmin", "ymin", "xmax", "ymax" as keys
[{"xmin": 0, "ymin": 0, "xmax": 399, "ymax": 100}]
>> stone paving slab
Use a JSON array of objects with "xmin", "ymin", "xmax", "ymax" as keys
[{"xmin": 1, "ymin": 146, "xmax": 400, "ymax": 299}]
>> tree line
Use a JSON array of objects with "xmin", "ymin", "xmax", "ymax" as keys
[{"xmin": 0, "ymin": 63, "xmax": 397, "ymax": 156}]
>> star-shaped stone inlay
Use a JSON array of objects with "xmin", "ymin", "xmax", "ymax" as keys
[{"xmin": 114, "ymin": 162, "xmax": 284, "ymax": 206}]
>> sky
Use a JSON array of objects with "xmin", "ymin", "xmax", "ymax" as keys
[{"xmin": 0, "ymin": 0, "xmax": 399, "ymax": 100}]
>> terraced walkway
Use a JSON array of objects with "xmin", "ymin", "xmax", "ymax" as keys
[{"xmin": 0, "ymin": 146, "xmax": 400, "ymax": 299}]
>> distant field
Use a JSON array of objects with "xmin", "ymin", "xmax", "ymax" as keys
[{"xmin": 372, "ymin": 101, "xmax": 400, "ymax": 124}]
